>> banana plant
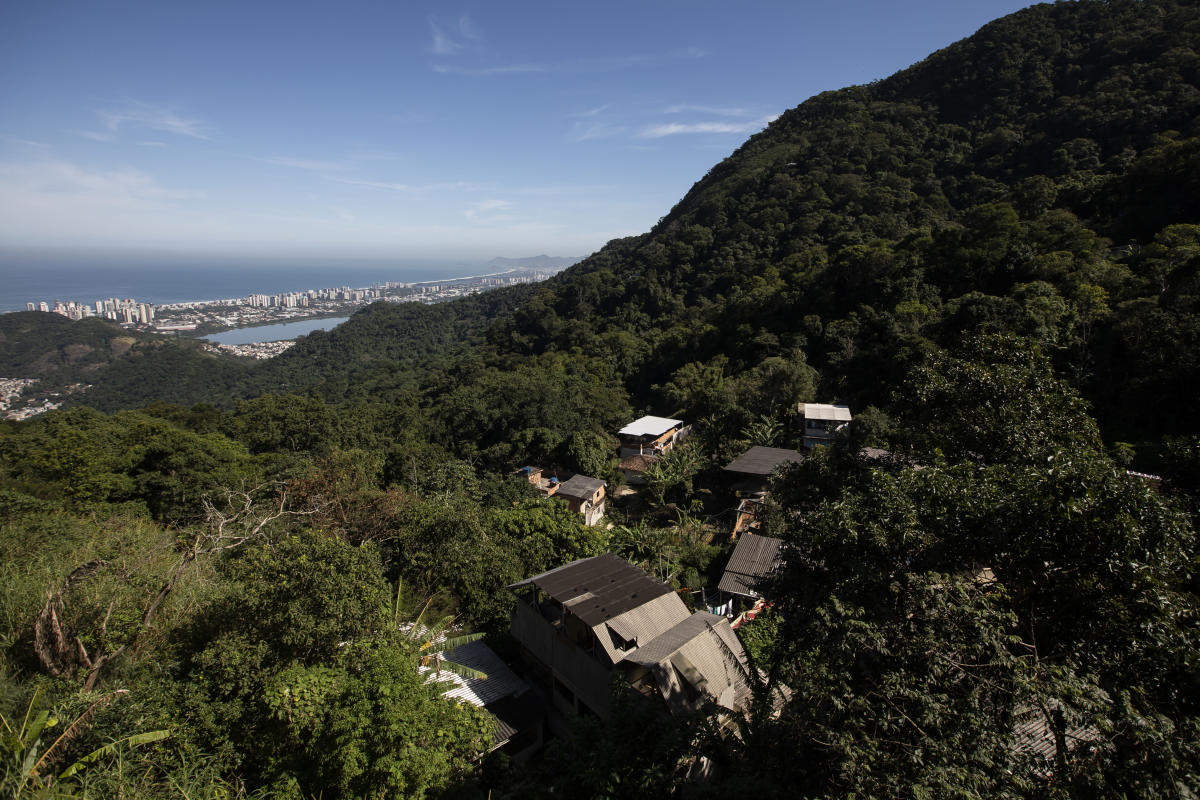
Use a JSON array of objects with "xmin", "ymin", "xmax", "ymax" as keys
[
  {"xmin": 392, "ymin": 582, "xmax": 488, "ymax": 681},
  {"xmin": 1, "ymin": 687, "xmax": 168, "ymax": 798}
]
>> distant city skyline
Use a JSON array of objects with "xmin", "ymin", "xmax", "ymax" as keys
[{"xmin": 2, "ymin": 0, "xmax": 1033, "ymax": 262}]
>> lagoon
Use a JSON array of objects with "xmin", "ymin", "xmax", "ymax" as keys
[{"xmin": 204, "ymin": 316, "xmax": 350, "ymax": 345}]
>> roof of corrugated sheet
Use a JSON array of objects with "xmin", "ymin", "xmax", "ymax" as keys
[
  {"xmin": 619, "ymin": 415, "xmax": 683, "ymax": 437},
  {"xmin": 422, "ymin": 639, "xmax": 531, "ymax": 709},
  {"xmin": 626, "ymin": 611, "xmax": 727, "ymax": 667},
  {"xmin": 507, "ymin": 553, "xmax": 675, "ymax": 628},
  {"xmin": 718, "ymin": 532, "xmax": 784, "ymax": 597},
  {"xmin": 626, "ymin": 611, "xmax": 752, "ymax": 712},
  {"xmin": 596, "ymin": 592, "xmax": 692, "ymax": 664},
  {"xmin": 722, "ymin": 446, "xmax": 804, "ymax": 476},
  {"xmin": 799, "ymin": 403, "xmax": 852, "ymax": 421},
  {"xmin": 556, "ymin": 474, "xmax": 606, "ymax": 498}
]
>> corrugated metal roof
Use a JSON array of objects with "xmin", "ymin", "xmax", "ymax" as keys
[
  {"xmin": 799, "ymin": 403, "xmax": 852, "ymax": 422},
  {"xmin": 507, "ymin": 553, "xmax": 675, "ymax": 628},
  {"xmin": 556, "ymin": 474, "xmax": 606, "ymax": 499},
  {"xmin": 722, "ymin": 446, "xmax": 804, "ymax": 476},
  {"xmin": 422, "ymin": 639, "xmax": 531, "ymax": 709},
  {"xmin": 626, "ymin": 612, "xmax": 723, "ymax": 667},
  {"xmin": 596, "ymin": 592, "xmax": 692, "ymax": 664},
  {"xmin": 718, "ymin": 532, "xmax": 784, "ymax": 597},
  {"xmin": 619, "ymin": 415, "xmax": 683, "ymax": 437},
  {"xmin": 627, "ymin": 611, "xmax": 752, "ymax": 713}
]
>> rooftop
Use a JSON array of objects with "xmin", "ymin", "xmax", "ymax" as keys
[
  {"xmin": 718, "ymin": 532, "xmax": 785, "ymax": 598},
  {"xmin": 556, "ymin": 475, "xmax": 606, "ymax": 499},
  {"xmin": 619, "ymin": 415, "xmax": 684, "ymax": 437},
  {"xmin": 723, "ymin": 446, "xmax": 804, "ymax": 476},
  {"xmin": 508, "ymin": 553, "xmax": 675, "ymax": 628},
  {"xmin": 799, "ymin": 403, "xmax": 852, "ymax": 422}
]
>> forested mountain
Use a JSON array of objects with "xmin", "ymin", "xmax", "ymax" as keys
[{"xmin": 3, "ymin": 1, "xmax": 1199, "ymax": 797}]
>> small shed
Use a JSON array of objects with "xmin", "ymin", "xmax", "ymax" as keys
[{"xmin": 718, "ymin": 532, "xmax": 785, "ymax": 604}]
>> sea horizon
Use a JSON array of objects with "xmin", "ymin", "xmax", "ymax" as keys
[{"xmin": 0, "ymin": 251, "xmax": 500, "ymax": 313}]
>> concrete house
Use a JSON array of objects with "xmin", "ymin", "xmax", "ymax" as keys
[
  {"xmin": 554, "ymin": 475, "xmax": 607, "ymax": 526},
  {"xmin": 617, "ymin": 416, "xmax": 687, "ymax": 458},
  {"xmin": 508, "ymin": 554, "xmax": 751, "ymax": 726},
  {"xmin": 796, "ymin": 403, "xmax": 852, "ymax": 449}
]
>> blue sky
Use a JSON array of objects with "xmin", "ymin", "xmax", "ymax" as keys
[{"xmin": 0, "ymin": 0, "xmax": 1033, "ymax": 263}]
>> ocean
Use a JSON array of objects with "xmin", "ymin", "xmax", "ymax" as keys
[{"xmin": 0, "ymin": 251, "xmax": 488, "ymax": 313}]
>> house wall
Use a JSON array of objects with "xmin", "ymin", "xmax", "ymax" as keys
[{"xmin": 510, "ymin": 601, "xmax": 614, "ymax": 718}]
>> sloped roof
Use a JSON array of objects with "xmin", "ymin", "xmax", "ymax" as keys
[
  {"xmin": 422, "ymin": 638, "xmax": 530, "ymax": 708},
  {"xmin": 556, "ymin": 474, "xmax": 606, "ymax": 499},
  {"xmin": 626, "ymin": 611, "xmax": 752, "ymax": 713},
  {"xmin": 596, "ymin": 592, "xmax": 692, "ymax": 664},
  {"xmin": 799, "ymin": 403, "xmax": 852, "ymax": 422},
  {"xmin": 508, "ymin": 553, "xmax": 675, "ymax": 628},
  {"xmin": 723, "ymin": 446, "xmax": 803, "ymax": 476},
  {"xmin": 619, "ymin": 415, "xmax": 683, "ymax": 437},
  {"xmin": 718, "ymin": 532, "xmax": 784, "ymax": 598},
  {"xmin": 619, "ymin": 454, "xmax": 658, "ymax": 471}
]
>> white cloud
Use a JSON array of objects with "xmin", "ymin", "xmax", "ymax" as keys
[
  {"xmin": 465, "ymin": 198, "xmax": 512, "ymax": 219},
  {"xmin": 637, "ymin": 114, "xmax": 779, "ymax": 138},
  {"xmin": 570, "ymin": 105, "xmax": 610, "ymax": 118},
  {"xmin": 81, "ymin": 101, "xmax": 214, "ymax": 142},
  {"xmin": 432, "ymin": 63, "xmax": 546, "ymax": 76},
  {"xmin": 428, "ymin": 13, "xmax": 481, "ymax": 56},
  {"xmin": 568, "ymin": 122, "xmax": 626, "ymax": 142},
  {"xmin": 664, "ymin": 104, "xmax": 750, "ymax": 117},
  {"xmin": 329, "ymin": 176, "xmax": 481, "ymax": 193},
  {"xmin": 263, "ymin": 156, "xmax": 348, "ymax": 172},
  {"xmin": 138, "ymin": 141, "xmax": 168, "ymax": 148}
]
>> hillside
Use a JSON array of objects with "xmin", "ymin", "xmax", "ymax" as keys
[{"xmin": 1, "ymin": 2, "xmax": 1198, "ymax": 797}]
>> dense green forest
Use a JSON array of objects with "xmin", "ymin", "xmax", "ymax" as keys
[{"xmin": 3, "ymin": 0, "xmax": 1199, "ymax": 796}]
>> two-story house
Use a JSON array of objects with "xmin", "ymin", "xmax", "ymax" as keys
[
  {"xmin": 617, "ymin": 416, "xmax": 687, "ymax": 458},
  {"xmin": 796, "ymin": 403, "xmax": 852, "ymax": 449},
  {"xmin": 508, "ymin": 554, "xmax": 751, "ymax": 726},
  {"xmin": 554, "ymin": 475, "xmax": 607, "ymax": 526}
]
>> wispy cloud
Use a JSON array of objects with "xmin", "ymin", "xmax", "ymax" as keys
[
  {"xmin": 0, "ymin": 159, "xmax": 197, "ymax": 202},
  {"xmin": 80, "ymin": 101, "xmax": 214, "ymax": 142},
  {"xmin": 263, "ymin": 155, "xmax": 348, "ymax": 172},
  {"xmin": 570, "ymin": 105, "xmax": 610, "ymax": 118},
  {"xmin": 329, "ymin": 176, "xmax": 482, "ymax": 193},
  {"xmin": 637, "ymin": 114, "xmax": 779, "ymax": 138},
  {"xmin": 432, "ymin": 63, "xmax": 546, "ymax": 76},
  {"xmin": 465, "ymin": 198, "xmax": 513, "ymax": 220},
  {"xmin": 428, "ymin": 13, "xmax": 480, "ymax": 55},
  {"xmin": 664, "ymin": 104, "xmax": 750, "ymax": 117},
  {"xmin": 0, "ymin": 135, "xmax": 51, "ymax": 149},
  {"xmin": 138, "ymin": 140, "xmax": 168, "ymax": 148},
  {"xmin": 568, "ymin": 122, "xmax": 626, "ymax": 142}
]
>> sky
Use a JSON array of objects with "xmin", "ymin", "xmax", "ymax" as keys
[{"xmin": 0, "ymin": 0, "xmax": 1035, "ymax": 264}]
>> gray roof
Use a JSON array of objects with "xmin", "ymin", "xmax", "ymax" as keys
[
  {"xmin": 556, "ymin": 474, "xmax": 606, "ymax": 499},
  {"xmin": 626, "ymin": 611, "xmax": 727, "ymax": 667},
  {"xmin": 508, "ymin": 553, "xmax": 674, "ymax": 628},
  {"xmin": 718, "ymin": 532, "xmax": 784, "ymax": 598},
  {"xmin": 723, "ymin": 446, "xmax": 803, "ymax": 476}
]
